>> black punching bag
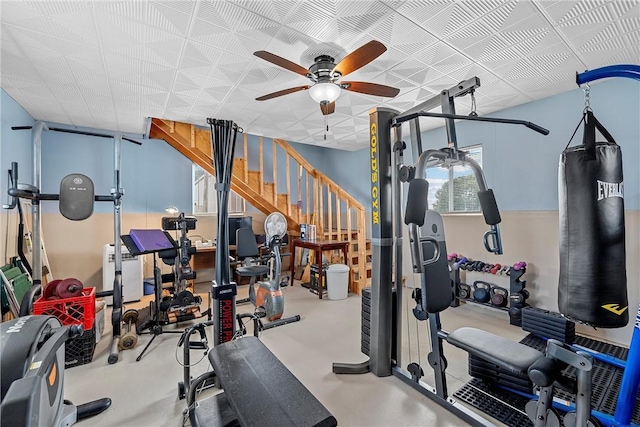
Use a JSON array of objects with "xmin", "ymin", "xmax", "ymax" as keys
[{"xmin": 558, "ymin": 110, "xmax": 628, "ymax": 328}]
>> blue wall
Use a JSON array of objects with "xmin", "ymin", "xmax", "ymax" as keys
[
  {"xmin": 39, "ymin": 125, "xmax": 192, "ymax": 214},
  {"xmin": 1, "ymin": 90, "xmax": 34, "ymax": 201},
  {"xmin": 323, "ymin": 146, "xmax": 370, "ymax": 206},
  {"xmin": 323, "ymin": 79, "xmax": 640, "ymax": 212}
]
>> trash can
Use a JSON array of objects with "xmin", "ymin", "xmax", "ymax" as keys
[{"xmin": 326, "ymin": 264, "xmax": 350, "ymax": 300}]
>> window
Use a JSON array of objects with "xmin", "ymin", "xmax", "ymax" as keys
[
  {"xmin": 193, "ymin": 165, "xmax": 246, "ymax": 214},
  {"xmin": 426, "ymin": 144, "xmax": 482, "ymax": 214}
]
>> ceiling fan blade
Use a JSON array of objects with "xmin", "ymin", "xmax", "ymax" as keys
[
  {"xmin": 320, "ymin": 101, "xmax": 335, "ymax": 115},
  {"xmin": 342, "ymin": 81, "xmax": 400, "ymax": 98},
  {"xmin": 254, "ymin": 51, "xmax": 309, "ymax": 77},
  {"xmin": 332, "ymin": 40, "xmax": 387, "ymax": 77},
  {"xmin": 256, "ymin": 85, "xmax": 310, "ymax": 101}
]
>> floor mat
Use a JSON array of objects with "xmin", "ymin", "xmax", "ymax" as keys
[{"xmin": 453, "ymin": 333, "xmax": 640, "ymax": 426}]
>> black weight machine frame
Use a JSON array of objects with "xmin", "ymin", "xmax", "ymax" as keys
[
  {"xmin": 6, "ymin": 122, "xmax": 141, "ymax": 365},
  {"xmin": 159, "ymin": 213, "xmax": 210, "ymax": 322},
  {"xmin": 332, "ymin": 76, "xmax": 550, "ymax": 426}
]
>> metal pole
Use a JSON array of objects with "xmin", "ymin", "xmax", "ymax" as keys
[
  {"xmin": 391, "ymin": 125, "xmax": 404, "ymax": 366},
  {"xmin": 614, "ymin": 304, "xmax": 640, "ymax": 424},
  {"xmin": 394, "ymin": 77, "xmax": 480, "ymax": 123},
  {"xmin": 108, "ymin": 133, "xmax": 123, "ymax": 364},
  {"xmin": 31, "ymin": 121, "xmax": 48, "ymax": 287}
]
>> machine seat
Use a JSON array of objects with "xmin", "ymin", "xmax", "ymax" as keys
[
  {"xmin": 447, "ymin": 327, "xmax": 543, "ymax": 374},
  {"xmin": 235, "ymin": 264, "xmax": 269, "ymax": 277}
]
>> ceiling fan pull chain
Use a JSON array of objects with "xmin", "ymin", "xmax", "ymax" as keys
[{"xmin": 324, "ymin": 115, "xmax": 329, "ymax": 140}]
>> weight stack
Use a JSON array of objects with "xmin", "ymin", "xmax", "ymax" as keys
[
  {"xmin": 361, "ymin": 287, "xmax": 396, "ymax": 357},
  {"xmin": 468, "ymin": 355, "xmax": 533, "ymax": 394},
  {"xmin": 521, "ymin": 306, "xmax": 575, "ymax": 344}
]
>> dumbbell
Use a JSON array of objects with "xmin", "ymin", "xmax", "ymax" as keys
[
  {"xmin": 513, "ymin": 261, "xmax": 527, "ymax": 271},
  {"xmin": 119, "ymin": 309, "xmax": 139, "ymax": 351},
  {"xmin": 490, "ymin": 263, "xmax": 502, "ymax": 274},
  {"xmin": 458, "ymin": 283, "xmax": 471, "ymax": 299},
  {"xmin": 467, "ymin": 261, "xmax": 481, "ymax": 271},
  {"xmin": 453, "ymin": 256, "xmax": 469, "ymax": 271},
  {"xmin": 490, "ymin": 286, "xmax": 509, "ymax": 307},
  {"xmin": 509, "ymin": 289, "xmax": 530, "ymax": 305},
  {"xmin": 472, "ymin": 281, "xmax": 492, "ymax": 303},
  {"xmin": 448, "ymin": 253, "xmax": 459, "ymax": 261}
]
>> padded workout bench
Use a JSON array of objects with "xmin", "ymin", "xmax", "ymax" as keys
[
  {"xmin": 194, "ymin": 337, "xmax": 337, "ymax": 427},
  {"xmin": 447, "ymin": 327, "xmax": 543, "ymax": 374}
]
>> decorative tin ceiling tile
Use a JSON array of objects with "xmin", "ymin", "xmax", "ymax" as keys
[{"xmin": 1, "ymin": 0, "xmax": 638, "ymax": 150}]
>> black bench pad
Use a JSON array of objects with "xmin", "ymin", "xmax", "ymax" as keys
[
  {"xmin": 447, "ymin": 327, "xmax": 543, "ymax": 374},
  {"xmin": 208, "ymin": 336, "xmax": 337, "ymax": 427},
  {"xmin": 193, "ymin": 392, "xmax": 239, "ymax": 427}
]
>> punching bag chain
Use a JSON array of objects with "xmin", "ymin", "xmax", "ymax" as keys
[{"xmin": 583, "ymin": 83, "xmax": 591, "ymax": 112}]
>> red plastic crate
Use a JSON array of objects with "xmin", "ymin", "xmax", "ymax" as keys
[{"xmin": 34, "ymin": 287, "xmax": 96, "ymax": 331}]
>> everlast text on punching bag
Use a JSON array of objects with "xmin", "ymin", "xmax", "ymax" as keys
[{"xmin": 558, "ymin": 110, "xmax": 628, "ymax": 328}]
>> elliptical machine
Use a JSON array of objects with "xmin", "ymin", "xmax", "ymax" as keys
[
  {"xmin": 237, "ymin": 212, "xmax": 300, "ymax": 328},
  {"xmin": 1, "ymin": 316, "xmax": 111, "ymax": 427}
]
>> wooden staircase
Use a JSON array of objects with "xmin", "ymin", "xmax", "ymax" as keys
[{"xmin": 149, "ymin": 118, "xmax": 371, "ymax": 293}]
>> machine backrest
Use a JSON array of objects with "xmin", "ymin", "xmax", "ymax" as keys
[
  {"xmin": 404, "ymin": 179, "xmax": 454, "ymax": 313},
  {"xmin": 420, "ymin": 210, "xmax": 454, "ymax": 313},
  {"xmin": 235, "ymin": 227, "xmax": 260, "ymax": 259}
]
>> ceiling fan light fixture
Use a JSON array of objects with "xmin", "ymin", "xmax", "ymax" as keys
[{"xmin": 308, "ymin": 82, "xmax": 341, "ymax": 103}]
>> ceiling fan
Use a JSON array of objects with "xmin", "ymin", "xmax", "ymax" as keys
[{"xmin": 253, "ymin": 40, "xmax": 400, "ymax": 116}]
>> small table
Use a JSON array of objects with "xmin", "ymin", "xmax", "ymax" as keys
[{"xmin": 290, "ymin": 239, "xmax": 349, "ymax": 299}]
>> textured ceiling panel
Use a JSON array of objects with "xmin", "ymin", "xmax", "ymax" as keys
[{"xmin": 1, "ymin": 0, "xmax": 638, "ymax": 150}]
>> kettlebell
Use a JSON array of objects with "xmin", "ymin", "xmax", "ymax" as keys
[
  {"xmin": 490, "ymin": 286, "xmax": 508, "ymax": 307},
  {"xmin": 458, "ymin": 283, "xmax": 471, "ymax": 300},
  {"xmin": 472, "ymin": 281, "xmax": 491, "ymax": 303}
]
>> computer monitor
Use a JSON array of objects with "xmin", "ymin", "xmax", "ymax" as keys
[{"xmin": 229, "ymin": 216, "xmax": 252, "ymax": 246}]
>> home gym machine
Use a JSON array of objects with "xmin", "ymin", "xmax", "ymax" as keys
[
  {"xmin": 158, "ymin": 213, "xmax": 206, "ymax": 322},
  {"xmin": 6, "ymin": 122, "xmax": 139, "ymax": 365},
  {"xmin": 333, "ymin": 77, "xmax": 554, "ymax": 425},
  {"xmin": 1, "ymin": 315, "xmax": 112, "ymax": 427},
  {"xmin": 126, "ymin": 215, "xmax": 208, "ymax": 361}
]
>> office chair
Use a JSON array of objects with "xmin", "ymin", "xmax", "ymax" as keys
[{"xmin": 235, "ymin": 227, "xmax": 270, "ymax": 286}]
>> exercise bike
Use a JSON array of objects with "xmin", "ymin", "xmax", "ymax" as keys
[
  {"xmin": 0, "ymin": 315, "xmax": 111, "ymax": 427},
  {"xmin": 236, "ymin": 212, "xmax": 300, "ymax": 329}
]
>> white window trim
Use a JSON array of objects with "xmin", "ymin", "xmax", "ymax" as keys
[
  {"xmin": 192, "ymin": 165, "xmax": 246, "ymax": 214},
  {"xmin": 428, "ymin": 144, "xmax": 483, "ymax": 215}
]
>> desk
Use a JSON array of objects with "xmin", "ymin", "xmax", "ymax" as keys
[
  {"xmin": 191, "ymin": 246, "xmax": 217, "ymax": 271},
  {"xmin": 290, "ymin": 239, "xmax": 349, "ymax": 299}
]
